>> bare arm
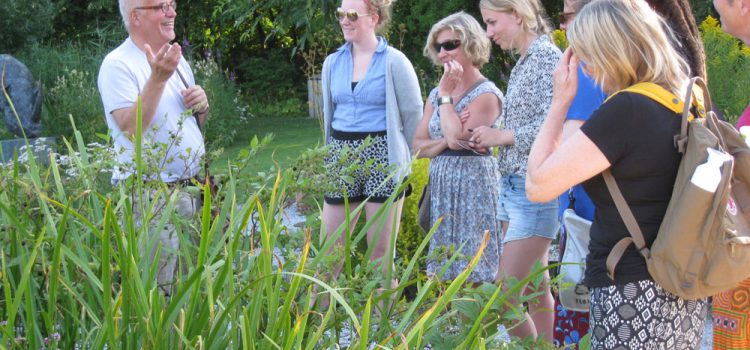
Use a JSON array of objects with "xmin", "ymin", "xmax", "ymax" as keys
[
  {"xmin": 562, "ymin": 119, "xmax": 584, "ymax": 141},
  {"xmin": 437, "ymin": 62, "xmax": 502, "ymax": 149},
  {"xmin": 436, "ymin": 60, "xmax": 466, "ymax": 149},
  {"xmin": 412, "ymin": 101, "xmax": 449, "ymax": 158},
  {"xmin": 468, "ymin": 125, "xmax": 514, "ymax": 148},
  {"xmin": 112, "ymin": 44, "xmax": 208, "ymax": 135},
  {"xmin": 526, "ymin": 48, "xmax": 610, "ymax": 202},
  {"xmin": 441, "ymin": 93, "xmax": 501, "ymax": 150}
]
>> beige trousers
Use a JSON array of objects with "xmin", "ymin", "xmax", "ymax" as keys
[{"xmin": 130, "ymin": 188, "xmax": 201, "ymax": 295}]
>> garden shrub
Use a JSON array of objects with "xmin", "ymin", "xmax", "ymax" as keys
[
  {"xmin": 701, "ymin": 16, "xmax": 750, "ymax": 122},
  {"xmin": 0, "ymin": 0, "xmax": 58, "ymax": 53},
  {"xmin": 45, "ymin": 67, "xmax": 108, "ymax": 143},
  {"xmin": 52, "ymin": 0, "xmax": 123, "ymax": 43},
  {"xmin": 231, "ymin": 48, "xmax": 307, "ymax": 118},
  {"xmin": 247, "ymin": 97, "xmax": 307, "ymax": 119},
  {"xmin": 283, "ymin": 145, "xmax": 429, "ymax": 270},
  {"xmin": 397, "ymin": 158, "xmax": 430, "ymax": 263},
  {"xmin": 193, "ymin": 58, "xmax": 254, "ymax": 150},
  {"xmin": 238, "ymin": 48, "xmax": 306, "ymax": 103},
  {"xmin": 0, "ymin": 110, "xmax": 561, "ymax": 348},
  {"xmin": 13, "ymin": 43, "xmax": 108, "ymax": 144},
  {"xmin": 552, "ymin": 29, "xmax": 568, "ymax": 50}
]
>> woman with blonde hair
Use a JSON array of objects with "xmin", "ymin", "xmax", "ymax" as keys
[
  {"xmin": 318, "ymin": 0, "xmax": 423, "ymax": 310},
  {"xmin": 473, "ymin": 0, "xmax": 561, "ymax": 342},
  {"xmin": 413, "ymin": 11, "xmax": 504, "ymax": 283},
  {"xmin": 526, "ymin": 0, "xmax": 707, "ymax": 348}
]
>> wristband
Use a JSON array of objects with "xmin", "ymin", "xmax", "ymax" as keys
[{"xmin": 437, "ymin": 96, "xmax": 453, "ymax": 106}]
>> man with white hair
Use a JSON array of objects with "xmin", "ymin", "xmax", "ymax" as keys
[
  {"xmin": 710, "ymin": 0, "xmax": 750, "ymax": 348},
  {"xmin": 714, "ymin": 0, "xmax": 750, "ymax": 45},
  {"xmin": 98, "ymin": 0, "xmax": 209, "ymax": 295}
]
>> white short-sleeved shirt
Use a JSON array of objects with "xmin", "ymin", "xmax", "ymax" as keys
[{"xmin": 98, "ymin": 37, "xmax": 204, "ymax": 182}]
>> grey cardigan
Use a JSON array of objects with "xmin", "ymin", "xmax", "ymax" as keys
[{"xmin": 321, "ymin": 45, "xmax": 423, "ymax": 179}]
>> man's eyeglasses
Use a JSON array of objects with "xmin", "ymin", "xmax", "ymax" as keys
[
  {"xmin": 336, "ymin": 8, "xmax": 371, "ymax": 22},
  {"xmin": 135, "ymin": 1, "xmax": 177, "ymax": 14},
  {"xmin": 559, "ymin": 11, "xmax": 575, "ymax": 25},
  {"xmin": 433, "ymin": 39, "xmax": 461, "ymax": 53}
]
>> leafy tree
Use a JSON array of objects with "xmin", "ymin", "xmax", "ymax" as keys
[
  {"xmin": 0, "ymin": 0, "xmax": 59, "ymax": 53},
  {"xmin": 52, "ymin": 0, "xmax": 121, "ymax": 43}
]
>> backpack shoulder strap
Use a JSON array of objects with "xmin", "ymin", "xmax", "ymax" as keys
[
  {"xmin": 606, "ymin": 82, "xmax": 706, "ymax": 120},
  {"xmin": 602, "ymin": 170, "xmax": 651, "ymax": 280},
  {"xmin": 610, "ymin": 81, "xmax": 708, "ymax": 152},
  {"xmin": 601, "ymin": 78, "xmax": 712, "ymax": 281}
]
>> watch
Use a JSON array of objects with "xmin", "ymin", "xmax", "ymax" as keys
[{"xmin": 438, "ymin": 96, "xmax": 453, "ymax": 106}]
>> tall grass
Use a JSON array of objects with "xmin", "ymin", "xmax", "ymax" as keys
[{"xmin": 0, "ymin": 95, "xmax": 557, "ymax": 349}]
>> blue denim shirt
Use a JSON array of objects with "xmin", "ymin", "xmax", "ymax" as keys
[{"xmin": 329, "ymin": 37, "xmax": 388, "ymax": 132}]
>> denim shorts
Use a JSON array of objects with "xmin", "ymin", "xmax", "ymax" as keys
[{"xmin": 498, "ymin": 174, "xmax": 559, "ymax": 243}]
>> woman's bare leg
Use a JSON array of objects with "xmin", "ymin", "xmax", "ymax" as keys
[
  {"xmin": 496, "ymin": 235, "xmax": 554, "ymax": 342},
  {"xmin": 315, "ymin": 201, "xmax": 362, "ymax": 308},
  {"xmin": 364, "ymin": 198, "xmax": 403, "ymax": 314}
]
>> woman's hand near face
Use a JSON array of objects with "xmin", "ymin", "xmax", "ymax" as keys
[
  {"xmin": 552, "ymin": 47, "xmax": 580, "ymax": 108},
  {"xmin": 438, "ymin": 60, "xmax": 463, "ymax": 96}
]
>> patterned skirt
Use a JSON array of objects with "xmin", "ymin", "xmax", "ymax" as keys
[
  {"xmin": 425, "ymin": 152, "xmax": 502, "ymax": 282},
  {"xmin": 713, "ymin": 279, "xmax": 750, "ymax": 349},
  {"xmin": 590, "ymin": 279, "xmax": 707, "ymax": 350},
  {"xmin": 323, "ymin": 129, "xmax": 399, "ymax": 204}
]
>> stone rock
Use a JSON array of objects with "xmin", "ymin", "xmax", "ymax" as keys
[{"xmin": 0, "ymin": 55, "xmax": 42, "ymax": 138}]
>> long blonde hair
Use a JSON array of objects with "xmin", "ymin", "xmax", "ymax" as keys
[
  {"xmin": 567, "ymin": 0, "xmax": 689, "ymax": 95},
  {"xmin": 478, "ymin": 0, "xmax": 552, "ymax": 36}
]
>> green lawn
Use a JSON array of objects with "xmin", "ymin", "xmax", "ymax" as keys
[{"xmin": 208, "ymin": 117, "xmax": 323, "ymax": 175}]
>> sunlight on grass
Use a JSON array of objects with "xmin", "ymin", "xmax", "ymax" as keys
[{"xmin": 209, "ymin": 117, "xmax": 322, "ymax": 175}]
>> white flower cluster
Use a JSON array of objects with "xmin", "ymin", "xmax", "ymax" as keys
[
  {"xmin": 233, "ymin": 91, "xmax": 251, "ymax": 123},
  {"xmin": 49, "ymin": 68, "xmax": 91, "ymax": 96},
  {"xmin": 7, "ymin": 139, "xmax": 117, "ymax": 179},
  {"xmin": 12, "ymin": 137, "xmax": 55, "ymax": 163}
]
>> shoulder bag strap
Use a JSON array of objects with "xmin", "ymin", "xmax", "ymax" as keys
[
  {"xmin": 175, "ymin": 67, "xmax": 203, "ymax": 132},
  {"xmin": 602, "ymin": 77, "xmax": 710, "ymax": 281},
  {"xmin": 602, "ymin": 170, "xmax": 651, "ymax": 280},
  {"xmin": 176, "ymin": 66, "xmax": 212, "ymax": 185}
]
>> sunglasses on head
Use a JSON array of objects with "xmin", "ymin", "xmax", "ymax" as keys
[
  {"xmin": 433, "ymin": 39, "xmax": 461, "ymax": 53},
  {"xmin": 336, "ymin": 8, "xmax": 371, "ymax": 21}
]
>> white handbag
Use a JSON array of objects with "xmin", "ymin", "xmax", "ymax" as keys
[{"xmin": 558, "ymin": 207, "xmax": 592, "ymax": 312}]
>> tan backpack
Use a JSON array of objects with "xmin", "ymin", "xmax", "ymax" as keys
[{"xmin": 604, "ymin": 78, "xmax": 750, "ymax": 300}]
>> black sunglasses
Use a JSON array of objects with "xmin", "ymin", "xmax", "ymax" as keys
[
  {"xmin": 433, "ymin": 39, "xmax": 461, "ymax": 53},
  {"xmin": 336, "ymin": 8, "xmax": 371, "ymax": 22}
]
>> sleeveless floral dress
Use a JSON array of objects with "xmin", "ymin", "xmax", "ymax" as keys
[{"xmin": 425, "ymin": 81, "xmax": 504, "ymax": 282}]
